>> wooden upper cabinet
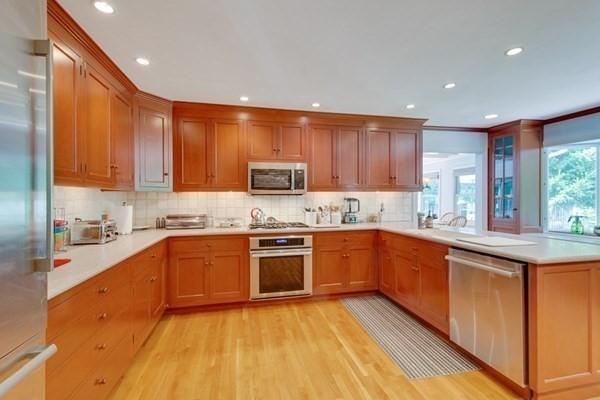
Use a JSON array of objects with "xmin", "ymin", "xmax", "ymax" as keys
[
  {"xmin": 337, "ymin": 127, "xmax": 362, "ymax": 188},
  {"xmin": 212, "ymin": 119, "xmax": 246, "ymax": 190},
  {"xmin": 52, "ymin": 39, "xmax": 83, "ymax": 185},
  {"xmin": 110, "ymin": 92, "xmax": 134, "ymax": 189},
  {"xmin": 247, "ymin": 121, "xmax": 278, "ymax": 160},
  {"xmin": 81, "ymin": 62, "xmax": 112, "ymax": 186},
  {"xmin": 247, "ymin": 121, "xmax": 306, "ymax": 161},
  {"xmin": 366, "ymin": 128, "xmax": 394, "ymax": 188},
  {"xmin": 280, "ymin": 123, "xmax": 306, "ymax": 160},
  {"xmin": 392, "ymin": 130, "xmax": 421, "ymax": 189},
  {"xmin": 309, "ymin": 125, "xmax": 337, "ymax": 190},
  {"xmin": 135, "ymin": 93, "xmax": 172, "ymax": 191},
  {"xmin": 174, "ymin": 118, "xmax": 211, "ymax": 191}
]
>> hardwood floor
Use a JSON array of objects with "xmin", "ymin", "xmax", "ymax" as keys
[{"xmin": 109, "ymin": 300, "xmax": 519, "ymax": 400}]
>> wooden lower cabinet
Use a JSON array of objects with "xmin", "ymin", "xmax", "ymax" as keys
[
  {"xmin": 529, "ymin": 262, "xmax": 600, "ymax": 399},
  {"xmin": 378, "ymin": 232, "xmax": 449, "ymax": 334},
  {"xmin": 46, "ymin": 241, "xmax": 166, "ymax": 400},
  {"xmin": 313, "ymin": 231, "xmax": 378, "ymax": 294},
  {"xmin": 168, "ymin": 236, "xmax": 249, "ymax": 308}
]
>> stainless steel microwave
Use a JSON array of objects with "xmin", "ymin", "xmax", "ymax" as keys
[{"xmin": 248, "ymin": 162, "xmax": 307, "ymax": 195}]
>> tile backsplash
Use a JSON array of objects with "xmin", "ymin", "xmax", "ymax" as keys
[{"xmin": 54, "ymin": 186, "xmax": 416, "ymax": 227}]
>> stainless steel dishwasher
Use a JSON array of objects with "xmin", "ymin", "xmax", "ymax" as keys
[{"xmin": 446, "ymin": 248, "xmax": 526, "ymax": 387}]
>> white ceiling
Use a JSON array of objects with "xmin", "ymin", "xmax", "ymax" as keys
[{"xmin": 58, "ymin": 0, "xmax": 600, "ymax": 127}]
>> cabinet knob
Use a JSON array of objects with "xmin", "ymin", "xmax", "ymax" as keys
[
  {"xmin": 204, "ymin": 260, "xmax": 209, "ymax": 266},
  {"xmin": 110, "ymin": 164, "xmax": 118, "ymax": 169},
  {"xmin": 343, "ymin": 238, "xmax": 348, "ymax": 242},
  {"xmin": 98, "ymin": 312, "xmax": 108, "ymax": 320},
  {"xmin": 151, "ymin": 254, "xmax": 157, "ymax": 258},
  {"xmin": 95, "ymin": 343, "xmax": 107, "ymax": 350},
  {"xmin": 150, "ymin": 276, "xmax": 157, "ymax": 282},
  {"xmin": 98, "ymin": 287, "xmax": 109, "ymax": 294},
  {"xmin": 95, "ymin": 378, "xmax": 107, "ymax": 385},
  {"xmin": 163, "ymin": 172, "xmax": 169, "ymax": 176}
]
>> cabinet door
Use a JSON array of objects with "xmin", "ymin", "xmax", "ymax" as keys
[
  {"xmin": 379, "ymin": 248, "xmax": 395, "ymax": 296},
  {"xmin": 110, "ymin": 92, "xmax": 134, "ymax": 189},
  {"xmin": 314, "ymin": 247, "xmax": 346, "ymax": 294},
  {"xmin": 417, "ymin": 243, "xmax": 449, "ymax": 334},
  {"xmin": 81, "ymin": 63, "xmax": 112, "ymax": 186},
  {"xmin": 210, "ymin": 250, "xmax": 248, "ymax": 302},
  {"xmin": 392, "ymin": 130, "xmax": 420, "ymax": 189},
  {"xmin": 347, "ymin": 247, "xmax": 377, "ymax": 291},
  {"xmin": 137, "ymin": 105, "xmax": 170, "ymax": 189},
  {"xmin": 132, "ymin": 271, "xmax": 152, "ymax": 352},
  {"xmin": 168, "ymin": 252, "xmax": 210, "ymax": 307},
  {"xmin": 280, "ymin": 123, "xmax": 306, "ymax": 160},
  {"xmin": 309, "ymin": 125, "xmax": 337, "ymax": 190},
  {"xmin": 150, "ymin": 251, "xmax": 166, "ymax": 320},
  {"xmin": 52, "ymin": 39, "xmax": 83, "ymax": 184},
  {"xmin": 394, "ymin": 251, "xmax": 419, "ymax": 307},
  {"xmin": 365, "ymin": 129, "xmax": 393, "ymax": 188},
  {"xmin": 174, "ymin": 118, "xmax": 211, "ymax": 190},
  {"xmin": 247, "ymin": 121, "xmax": 278, "ymax": 160},
  {"xmin": 212, "ymin": 119, "xmax": 246, "ymax": 189},
  {"xmin": 337, "ymin": 127, "xmax": 362, "ymax": 188},
  {"xmin": 489, "ymin": 133, "xmax": 518, "ymax": 231}
]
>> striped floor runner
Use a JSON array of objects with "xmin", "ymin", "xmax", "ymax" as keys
[{"xmin": 341, "ymin": 295, "xmax": 478, "ymax": 379}]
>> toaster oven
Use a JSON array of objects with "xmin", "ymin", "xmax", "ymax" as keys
[{"xmin": 71, "ymin": 219, "xmax": 117, "ymax": 245}]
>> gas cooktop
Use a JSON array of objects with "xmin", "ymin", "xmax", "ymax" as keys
[{"xmin": 248, "ymin": 222, "xmax": 309, "ymax": 230}]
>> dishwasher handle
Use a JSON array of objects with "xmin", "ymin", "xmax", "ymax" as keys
[
  {"xmin": 445, "ymin": 255, "xmax": 520, "ymax": 278},
  {"xmin": 0, "ymin": 344, "xmax": 57, "ymax": 398}
]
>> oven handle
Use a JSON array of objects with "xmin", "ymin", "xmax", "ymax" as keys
[{"xmin": 251, "ymin": 250, "xmax": 312, "ymax": 258}]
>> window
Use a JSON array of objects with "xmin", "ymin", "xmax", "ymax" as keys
[
  {"xmin": 546, "ymin": 144, "xmax": 598, "ymax": 234},
  {"xmin": 420, "ymin": 171, "xmax": 440, "ymax": 217},
  {"xmin": 454, "ymin": 168, "xmax": 476, "ymax": 224}
]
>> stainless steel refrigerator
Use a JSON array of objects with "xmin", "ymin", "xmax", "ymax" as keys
[{"xmin": 0, "ymin": 1, "xmax": 56, "ymax": 398}]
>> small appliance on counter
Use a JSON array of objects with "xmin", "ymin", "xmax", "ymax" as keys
[
  {"xmin": 164, "ymin": 214, "xmax": 207, "ymax": 229},
  {"xmin": 216, "ymin": 217, "xmax": 243, "ymax": 228},
  {"xmin": 343, "ymin": 197, "xmax": 360, "ymax": 224},
  {"xmin": 71, "ymin": 219, "xmax": 118, "ymax": 245}
]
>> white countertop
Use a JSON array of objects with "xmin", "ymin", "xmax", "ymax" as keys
[{"xmin": 48, "ymin": 223, "xmax": 600, "ymax": 300}]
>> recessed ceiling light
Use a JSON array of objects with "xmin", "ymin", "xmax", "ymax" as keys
[
  {"xmin": 93, "ymin": 1, "xmax": 114, "ymax": 14},
  {"xmin": 485, "ymin": 114, "xmax": 499, "ymax": 119},
  {"xmin": 311, "ymin": 102, "xmax": 320, "ymax": 108},
  {"xmin": 239, "ymin": 96, "xmax": 249, "ymax": 102},
  {"xmin": 406, "ymin": 104, "xmax": 415, "ymax": 109},
  {"xmin": 505, "ymin": 47, "xmax": 524, "ymax": 56},
  {"xmin": 136, "ymin": 57, "xmax": 150, "ymax": 66},
  {"xmin": 443, "ymin": 82, "xmax": 456, "ymax": 89}
]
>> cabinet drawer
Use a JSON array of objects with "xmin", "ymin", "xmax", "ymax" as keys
[
  {"xmin": 131, "ymin": 242, "xmax": 164, "ymax": 278},
  {"xmin": 69, "ymin": 335, "xmax": 132, "ymax": 400},
  {"xmin": 316, "ymin": 231, "xmax": 376, "ymax": 248},
  {"xmin": 169, "ymin": 236, "xmax": 247, "ymax": 253}
]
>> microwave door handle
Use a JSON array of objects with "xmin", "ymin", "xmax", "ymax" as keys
[{"xmin": 251, "ymin": 251, "xmax": 312, "ymax": 258}]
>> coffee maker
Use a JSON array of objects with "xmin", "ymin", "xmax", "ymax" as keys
[{"xmin": 343, "ymin": 197, "xmax": 360, "ymax": 224}]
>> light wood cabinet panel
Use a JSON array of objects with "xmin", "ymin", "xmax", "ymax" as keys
[
  {"xmin": 309, "ymin": 125, "xmax": 337, "ymax": 190},
  {"xmin": 418, "ymin": 245, "xmax": 449, "ymax": 333},
  {"xmin": 347, "ymin": 247, "xmax": 377, "ymax": 290},
  {"xmin": 365, "ymin": 129, "xmax": 393, "ymax": 188},
  {"xmin": 51, "ymin": 39, "xmax": 83, "ymax": 185},
  {"xmin": 379, "ymin": 248, "xmax": 394, "ymax": 296},
  {"xmin": 394, "ymin": 252, "xmax": 419, "ymax": 307},
  {"xmin": 392, "ymin": 130, "xmax": 420, "ymax": 189},
  {"xmin": 210, "ymin": 250, "xmax": 247, "ymax": 301},
  {"xmin": 110, "ymin": 91, "xmax": 134, "ymax": 189},
  {"xmin": 337, "ymin": 127, "xmax": 362, "ymax": 188},
  {"xmin": 212, "ymin": 119, "xmax": 246, "ymax": 189},
  {"xmin": 168, "ymin": 252, "xmax": 210, "ymax": 308},
  {"xmin": 81, "ymin": 62, "xmax": 112, "ymax": 186},
  {"xmin": 314, "ymin": 247, "xmax": 346, "ymax": 294},
  {"xmin": 150, "ymin": 244, "xmax": 167, "ymax": 320},
  {"xmin": 174, "ymin": 118, "xmax": 211, "ymax": 190},
  {"xmin": 247, "ymin": 121, "xmax": 278, "ymax": 160},
  {"xmin": 135, "ymin": 94, "xmax": 172, "ymax": 191},
  {"xmin": 280, "ymin": 123, "xmax": 306, "ymax": 160},
  {"xmin": 529, "ymin": 263, "xmax": 600, "ymax": 397}
]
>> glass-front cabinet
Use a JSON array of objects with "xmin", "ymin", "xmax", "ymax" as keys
[{"xmin": 493, "ymin": 135, "xmax": 514, "ymax": 220}]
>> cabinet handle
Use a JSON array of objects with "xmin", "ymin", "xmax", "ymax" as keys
[
  {"xmin": 204, "ymin": 260, "xmax": 209, "ymax": 266},
  {"xmin": 95, "ymin": 343, "xmax": 107, "ymax": 350},
  {"xmin": 343, "ymin": 238, "xmax": 348, "ymax": 242},
  {"xmin": 98, "ymin": 287, "xmax": 109, "ymax": 294},
  {"xmin": 95, "ymin": 378, "xmax": 107, "ymax": 385},
  {"xmin": 150, "ymin": 276, "xmax": 157, "ymax": 282},
  {"xmin": 110, "ymin": 164, "xmax": 118, "ymax": 169},
  {"xmin": 163, "ymin": 172, "xmax": 169, "ymax": 176},
  {"xmin": 84, "ymin": 164, "xmax": 87, "ymax": 173},
  {"xmin": 97, "ymin": 312, "xmax": 108, "ymax": 320},
  {"xmin": 150, "ymin": 254, "xmax": 157, "ymax": 259}
]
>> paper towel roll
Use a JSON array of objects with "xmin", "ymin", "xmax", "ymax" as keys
[{"xmin": 113, "ymin": 204, "xmax": 133, "ymax": 235}]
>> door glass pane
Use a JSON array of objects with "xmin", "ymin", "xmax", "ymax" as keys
[
  {"xmin": 504, "ymin": 177, "xmax": 513, "ymax": 197},
  {"xmin": 495, "ymin": 198, "xmax": 503, "ymax": 218},
  {"xmin": 547, "ymin": 145, "xmax": 597, "ymax": 233},
  {"xmin": 494, "ymin": 178, "xmax": 503, "ymax": 197},
  {"xmin": 259, "ymin": 256, "xmax": 304, "ymax": 293},
  {"xmin": 503, "ymin": 198, "xmax": 513, "ymax": 219},
  {"xmin": 504, "ymin": 157, "xmax": 513, "ymax": 178}
]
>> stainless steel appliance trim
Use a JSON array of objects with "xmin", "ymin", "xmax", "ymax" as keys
[
  {"xmin": 250, "ymin": 250, "xmax": 313, "ymax": 258},
  {"xmin": 32, "ymin": 39, "xmax": 53, "ymax": 273},
  {"xmin": 249, "ymin": 235, "xmax": 312, "ymax": 250},
  {"xmin": 444, "ymin": 255, "xmax": 519, "ymax": 278},
  {"xmin": 0, "ymin": 344, "xmax": 57, "ymax": 398}
]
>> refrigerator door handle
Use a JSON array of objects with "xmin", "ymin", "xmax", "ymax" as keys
[
  {"xmin": 444, "ymin": 255, "xmax": 519, "ymax": 278},
  {"xmin": 32, "ymin": 39, "xmax": 54, "ymax": 273},
  {"xmin": 0, "ymin": 344, "xmax": 57, "ymax": 398}
]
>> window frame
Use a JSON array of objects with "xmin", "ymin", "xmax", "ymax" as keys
[
  {"xmin": 453, "ymin": 167, "xmax": 477, "ymax": 224},
  {"xmin": 542, "ymin": 142, "xmax": 600, "ymax": 235},
  {"xmin": 419, "ymin": 170, "xmax": 441, "ymax": 217}
]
